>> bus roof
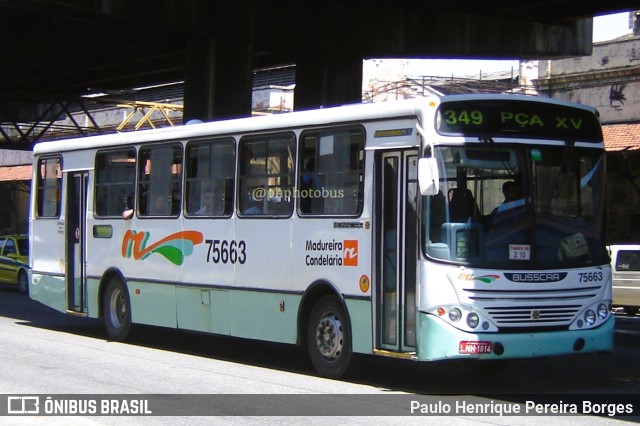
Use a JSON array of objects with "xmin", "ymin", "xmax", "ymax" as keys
[{"xmin": 33, "ymin": 94, "xmax": 600, "ymax": 155}]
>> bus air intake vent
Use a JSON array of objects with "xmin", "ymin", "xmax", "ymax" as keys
[{"xmin": 485, "ymin": 305, "xmax": 582, "ymax": 326}]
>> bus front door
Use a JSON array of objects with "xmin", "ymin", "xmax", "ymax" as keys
[
  {"xmin": 66, "ymin": 171, "xmax": 88, "ymax": 314},
  {"xmin": 377, "ymin": 150, "xmax": 418, "ymax": 353}
]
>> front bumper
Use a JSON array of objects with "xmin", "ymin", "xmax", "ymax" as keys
[{"xmin": 417, "ymin": 312, "xmax": 615, "ymax": 361}]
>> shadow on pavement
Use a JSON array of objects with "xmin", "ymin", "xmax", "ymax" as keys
[{"xmin": 2, "ymin": 285, "xmax": 640, "ymax": 395}]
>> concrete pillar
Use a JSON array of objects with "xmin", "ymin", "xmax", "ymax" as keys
[
  {"xmin": 294, "ymin": 53, "xmax": 363, "ymax": 110},
  {"xmin": 183, "ymin": 38, "xmax": 216, "ymax": 122},
  {"xmin": 183, "ymin": 36, "xmax": 254, "ymax": 122}
]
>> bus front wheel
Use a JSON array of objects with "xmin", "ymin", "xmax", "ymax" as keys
[
  {"xmin": 307, "ymin": 295, "xmax": 352, "ymax": 379},
  {"xmin": 103, "ymin": 278, "xmax": 132, "ymax": 342}
]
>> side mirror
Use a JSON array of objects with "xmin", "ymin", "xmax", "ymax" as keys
[{"xmin": 418, "ymin": 157, "xmax": 440, "ymax": 196}]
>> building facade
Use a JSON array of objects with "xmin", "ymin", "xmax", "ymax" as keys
[{"xmin": 533, "ymin": 13, "xmax": 640, "ymax": 243}]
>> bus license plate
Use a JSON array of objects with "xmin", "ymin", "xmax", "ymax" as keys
[{"xmin": 459, "ymin": 341, "xmax": 493, "ymax": 354}]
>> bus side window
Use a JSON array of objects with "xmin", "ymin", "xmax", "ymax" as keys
[
  {"xmin": 238, "ymin": 133, "xmax": 295, "ymax": 217},
  {"xmin": 36, "ymin": 157, "xmax": 62, "ymax": 218},
  {"xmin": 95, "ymin": 149, "xmax": 135, "ymax": 218},
  {"xmin": 138, "ymin": 144, "xmax": 182, "ymax": 217},
  {"xmin": 185, "ymin": 138, "xmax": 235, "ymax": 217},
  {"xmin": 297, "ymin": 126, "xmax": 364, "ymax": 216}
]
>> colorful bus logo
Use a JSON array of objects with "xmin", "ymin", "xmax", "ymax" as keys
[
  {"xmin": 122, "ymin": 230, "xmax": 204, "ymax": 266},
  {"xmin": 459, "ymin": 272, "xmax": 500, "ymax": 284}
]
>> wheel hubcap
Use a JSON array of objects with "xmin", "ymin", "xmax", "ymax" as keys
[
  {"xmin": 315, "ymin": 313, "xmax": 343, "ymax": 360},
  {"xmin": 109, "ymin": 288, "xmax": 126, "ymax": 327}
]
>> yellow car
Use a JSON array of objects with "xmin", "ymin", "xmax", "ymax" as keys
[{"xmin": 0, "ymin": 235, "xmax": 29, "ymax": 294}]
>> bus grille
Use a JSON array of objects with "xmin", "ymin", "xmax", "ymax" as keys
[
  {"xmin": 463, "ymin": 286, "xmax": 600, "ymax": 328},
  {"xmin": 484, "ymin": 305, "xmax": 581, "ymax": 326}
]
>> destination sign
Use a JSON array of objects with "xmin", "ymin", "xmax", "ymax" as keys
[{"xmin": 436, "ymin": 99, "xmax": 602, "ymax": 142}]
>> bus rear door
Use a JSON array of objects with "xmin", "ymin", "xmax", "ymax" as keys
[{"xmin": 66, "ymin": 171, "xmax": 88, "ymax": 314}]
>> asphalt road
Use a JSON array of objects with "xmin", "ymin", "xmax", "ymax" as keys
[{"xmin": 0, "ymin": 285, "xmax": 639, "ymax": 425}]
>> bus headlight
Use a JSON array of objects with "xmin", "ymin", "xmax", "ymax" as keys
[
  {"xmin": 466, "ymin": 312, "xmax": 479, "ymax": 329},
  {"xmin": 449, "ymin": 308, "xmax": 462, "ymax": 322},
  {"xmin": 584, "ymin": 310, "xmax": 596, "ymax": 326},
  {"xmin": 434, "ymin": 306, "xmax": 498, "ymax": 332},
  {"xmin": 597, "ymin": 303, "xmax": 608, "ymax": 320},
  {"xmin": 570, "ymin": 301, "xmax": 612, "ymax": 330}
]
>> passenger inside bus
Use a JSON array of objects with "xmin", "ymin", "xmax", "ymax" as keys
[
  {"xmin": 488, "ymin": 180, "xmax": 526, "ymax": 228},
  {"xmin": 243, "ymin": 188, "xmax": 263, "ymax": 215},
  {"xmin": 122, "ymin": 194, "xmax": 134, "ymax": 220},
  {"xmin": 428, "ymin": 191, "xmax": 446, "ymax": 242},
  {"xmin": 196, "ymin": 189, "xmax": 215, "ymax": 215},
  {"xmin": 448, "ymin": 187, "xmax": 480, "ymax": 223},
  {"xmin": 491, "ymin": 181, "xmax": 521, "ymax": 214},
  {"xmin": 299, "ymin": 158, "xmax": 315, "ymax": 214}
]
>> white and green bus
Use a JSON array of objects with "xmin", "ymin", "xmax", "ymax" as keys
[{"xmin": 29, "ymin": 94, "xmax": 613, "ymax": 378}]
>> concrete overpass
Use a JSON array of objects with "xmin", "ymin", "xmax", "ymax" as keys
[{"xmin": 0, "ymin": 0, "xmax": 638, "ymax": 147}]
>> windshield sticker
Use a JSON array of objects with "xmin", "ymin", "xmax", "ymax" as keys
[
  {"xmin": 509, "ymin": 244, "xmax": 531, "ymax": 260},
  {"xmin": 531, "ymin": 149, "xmax": 542, "ymax": 161},
  {"xmin": 122, "ymin": 230, "xmax": 204, "ymax": 265}
]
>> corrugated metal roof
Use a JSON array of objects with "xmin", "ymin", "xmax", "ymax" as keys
[
  {"xmin": 603, "ymin": 123, "xmax": 640, "ymax": 151},
  {"xmin": 0, "ymin": 165, "xmax": 31, "ymax": 182}
]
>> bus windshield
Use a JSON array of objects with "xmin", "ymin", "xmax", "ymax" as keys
[{"xmin": 423, "ymin": 144, "xmax": 607, "ymax": 269}]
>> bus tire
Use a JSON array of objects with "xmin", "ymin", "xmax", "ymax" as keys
[
  {"xmin": 307, "ymin": 295, "xmax": 352, "ymax": 379},
  {"xmin": 17, "ymin": 270, "xmax": 28, "ymax": 295},
  {"xmin": 103, "ymin": 278, "xmax": 132, "ymax": 342}
]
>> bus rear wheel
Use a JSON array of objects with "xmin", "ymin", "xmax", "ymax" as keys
[
  {"xmin": 307, "ymin": 295, "xmax": 352, "ymax": 379},
  {"xmin": 103, "ymin": 278, "xmax": 132, "ymax": 341}
]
